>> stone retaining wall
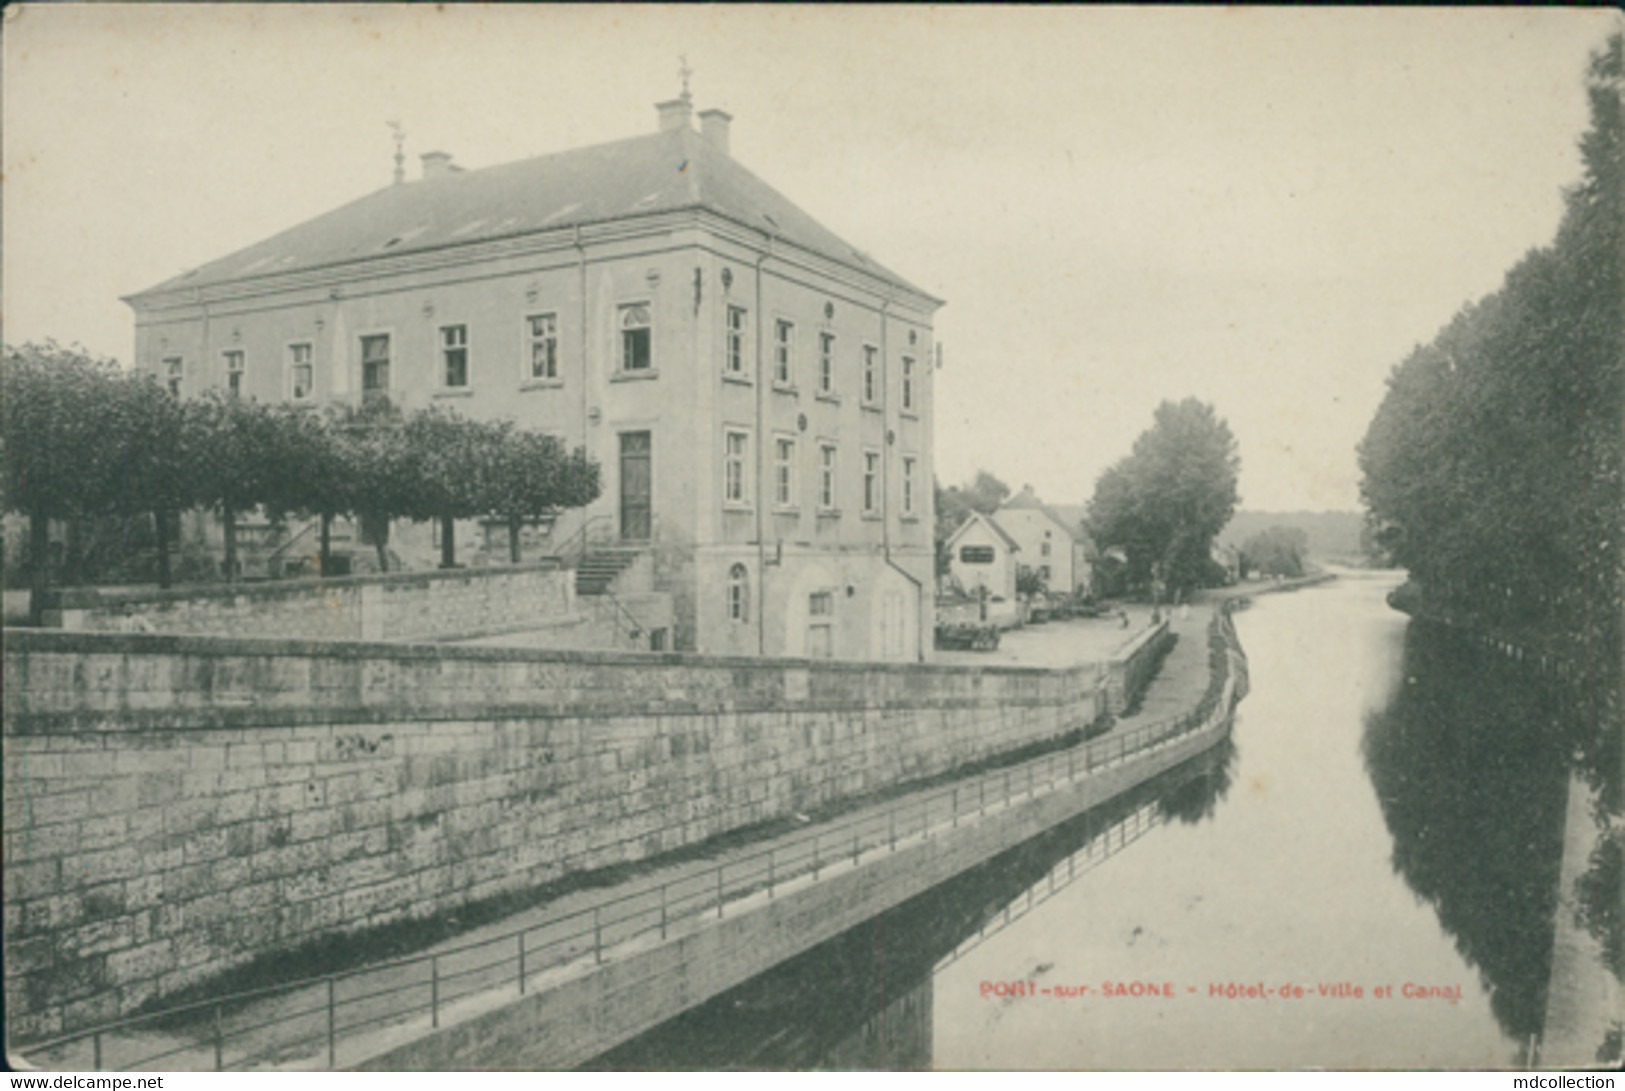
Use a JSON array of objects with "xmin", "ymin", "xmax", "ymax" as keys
[
  {"xmin": 3, "ymin": 630, "xmax": 1103, "ymax": 1041},
  {"xmin": 1103, "ymin": 620, "xmax": 1174, "ymax": 713},
  {"xmin": 39, "ymin": 564, "xmax": 577, "ymax": 645}
]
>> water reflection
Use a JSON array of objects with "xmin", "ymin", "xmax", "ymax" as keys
[
  {"xmin": 582, "ymin": 740, "xmax": 1237, "ymax": 1070},
  {"xmin": 1360, "ymin": 620, "xmax": 1571, "ymax": 1042}
]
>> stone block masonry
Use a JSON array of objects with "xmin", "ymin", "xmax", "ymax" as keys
[
  {"xmin": 40, "ymin": 563, "xmax": 577, "ymax": 645},
  {"xmin": 3, "ymin": 629, "xmax": 1104, "ymax": 1041},
  {"xmin": 1104, "ymin": 620, "xmax": 1174, "ymax": 714}
]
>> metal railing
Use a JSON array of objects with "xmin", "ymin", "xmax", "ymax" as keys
[
  {"xmin": 25, "ymin": 646, "xmax": 1237, "ymax": 1072},
  {"xmin": 547, "ymin": 513, "xmax": 614, "ymax": 570},
  {"xmin": 936, "ymin": 797, "xmax": 1167, "ymax": 974}
]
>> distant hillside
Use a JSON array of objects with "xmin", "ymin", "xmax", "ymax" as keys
[{"xmin": 1219, "ymin": 511, "xmax": 1365, "ymax": 559}]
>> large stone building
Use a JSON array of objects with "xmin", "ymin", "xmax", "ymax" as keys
[{"xmin": 124, "ymin": 93, "xmax": 942, "ymax": 660}]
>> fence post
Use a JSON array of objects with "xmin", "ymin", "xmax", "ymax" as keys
[
  {"xmin": 768, "ymin": 848, "xmax": 776, "ymax": 898},
  {"xmin": 594, "ymin": 906, "xmax": 605, "ymax": 961},
  {"xmin": 660, "ymin": 884, "xmax": 668, "ymax": 940},
  {"xmin": 1028, "ymin": 764, "xmax": 1034, "ymax": 798},
  {"xmin": 1004, "ymin": 770, "xmax": 1010, "ymax": 806},
  {"xmin": 431, "ymin": 956, "xmax": 440, "ymax": 1028},
  {"xmin": 716, "ymin": 865, "xmax": 724, "ymax": 920},
  {"xmin": 813, "ymin": 835, "xmax": 821, "ymax": 879},
  {"xmin": 93, "ymin": 1032, "xmax": 102, "ymax": 1072},
  {"xmin": 518, "ymin": 932, "xmax": 527, "ymax": 996},
  {"xmin": 980, "ymin": 778, "xmax": 986, "ymax": 816},
  {"xmin": 327, "ymin": 977, "xmax": 337, "ymax": 1069},
  {"xmin": 852, "ymin": 829, "xmax": 860, "ymax": 866},
  {"xmin": 952, "ymin": 786, "xmax": 959, "ymax": 828},
  {"xmin": 890, "ymin": 809, "xmax": 897, "ymax": 852},
  {"xmin": 213, "ymin": 1003, "xmax": 224, "ymax": 1072},
  {"xmin": 1068, "ymin": 749, "xmax": 1075, "ymax": 781}
]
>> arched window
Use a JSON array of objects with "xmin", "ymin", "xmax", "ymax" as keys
[
  {"xmin": 728, "ymin": 563, "xmax": 749, "ymax": 623},
  {"xmin": 620, "ymin": 302, "xmax": 652, "ymax": 371}
]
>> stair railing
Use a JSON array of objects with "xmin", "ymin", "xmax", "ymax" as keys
[
  {"xmin": 594, "ymin": 586, "xmax": 650, "ymax": 645},
  {"xmin": 550, "ymin": 513, "xmax": 614, "ymax": 569}
]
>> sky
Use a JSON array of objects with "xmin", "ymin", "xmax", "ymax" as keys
[{"xmin": 4, "ymin": 5, "xmax": 1618, "ymax": 513}]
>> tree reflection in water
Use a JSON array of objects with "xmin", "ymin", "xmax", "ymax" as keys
[
  {"xmin": 1361, "ymin": 621, "xmax": 1572, "ymax": 1041},
  {"xmin": 583, "ymin": 736, "xmax": 1238, "ymax": 1070}
]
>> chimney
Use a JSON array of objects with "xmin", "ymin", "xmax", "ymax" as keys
[
  {"xmin": 656, "ymin": 97, "xmax": 692, "ymax": 133},
  {"xmin": 698, "ymin": 109, "xmax": 732, "ymax": 155},
  {"xmin": 420, "ymin": 151, "xmax": 455, "ymax": 180}
]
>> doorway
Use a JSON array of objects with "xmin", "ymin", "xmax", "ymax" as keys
[{"xmin": 619, "ymin": 431, "xmax": 652, "ymax": 541}]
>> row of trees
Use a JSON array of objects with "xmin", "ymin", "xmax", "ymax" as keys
[
  {"xmin": 1358, "ymin": 35, "xmax": 1621, "ymax": 701},
  {"xmin": 2, "ymin": 342, "xmax": 600, "ymax": 615},
  {"xmin": 1087, "ymin": 397, "xmax": 1241, "ymax": 601}
]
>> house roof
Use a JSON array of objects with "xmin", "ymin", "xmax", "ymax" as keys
[
  {"xmin": 999, "ymin": 488, "xmax": 1093, "ymax": 543},
  {"xmin": 946, "ymin": 510, "xmax": 1021, "ymax": 554},
  {"xmin": 128, "ymin": 124, "xmax": 936, "ymax": 303}
]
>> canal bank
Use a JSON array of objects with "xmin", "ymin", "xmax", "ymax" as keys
[
  {"xmin": 1540, "ymin": 773, "xmax": 1621, "ymax": 1068},
  {"xmin": 16, "ymin": 604, "xmax": 1249, "ymax": 1072}
]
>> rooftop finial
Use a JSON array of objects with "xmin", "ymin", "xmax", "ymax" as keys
[
  {"xmin": 679, "ymin": 54, "xmax": 693, "ymax": 106},
  {"xmin": 387, "ymin": 119, "xmax": 405, "ymax": 185}
]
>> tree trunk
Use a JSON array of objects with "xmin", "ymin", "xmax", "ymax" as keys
[
  {"xmin": 374, "ymin": 530, "xmax": 390, "ymax": 574},
  {"xmin": 28, "ymin": 506, "xmax": 50, "ymax": 626},
  {"xmin": 319, "ymin": 513, "xmax": 333, "ymax": 577},
  {"xmin": 62, "ymin": 515, "xmax": 84, "ymax": 587},
  {"xmin": 440, "ymin": 515, "xmax": 456, "ymax": 569},
  {"xmin": 155, "ymin": 507, "xmax": 173, "ymax": 590},
  {"xmin": 223, "ymin": 504, "xmax": 239, "ymax": 582},
  {"xmin": 509, "ymin": 519, "xmax": 522, "ymax": 564}
]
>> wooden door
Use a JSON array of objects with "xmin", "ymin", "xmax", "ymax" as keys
[{"xmin": 619, "ymin": 431, "xmax": 652, "ymax": 541}]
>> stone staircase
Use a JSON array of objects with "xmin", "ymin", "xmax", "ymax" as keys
[{"xmin": 575, "ymin": 548, "xmax": 642, "ymax": 597}]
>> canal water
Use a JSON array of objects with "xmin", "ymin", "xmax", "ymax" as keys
[{"xmin": 588, "ymin": 572, "xmax": 1609, "ymax": 1070}]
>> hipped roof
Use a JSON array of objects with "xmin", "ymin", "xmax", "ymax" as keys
[{"xmin": 130, "ymin": 125, "xmax": 936, "ymax": 303}]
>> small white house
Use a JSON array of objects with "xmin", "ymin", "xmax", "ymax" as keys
[{"xmin": 945, "ymin": 511, "xmax": 1020, "ymax": 602}]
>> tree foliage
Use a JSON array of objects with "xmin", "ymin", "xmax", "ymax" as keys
[
  {"xmin": 1358, "ymin": 33, "xmax": 1622, "ymax": 742},
  {"xmin": 485, "ymin": 431, "xmax": 601, "ymax": 563},
  {"xmin": 1, "ymin": 343, "xmax": 130, "ymax": 613},
  {"xmin": 1241, "ymin": 526, "xmax": 1309, "ymax": 578},
  {"xmin": 2, "ymin": 345, "xmax": 603, "ymax": 593},
  {"xmin": 1086, "ymin": 398, "xmax": 1240, "ymax": 599}
]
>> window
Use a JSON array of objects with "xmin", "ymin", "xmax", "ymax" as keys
[
  {"xmin": 361, "ymin": 334, "xmax": 391, "ymax": 402},
  {"xmin": 1041, "ymin": 539, "xmax": 1052, "ymax": 557},
  {"xmin": 289, "ymin": 343, "xmax": 314, "ymax": 401},
  {"xmin": 863, "ymin": 345, "xmax": 878, "ymax": 403},
  {"xmin": 819, "ymin": 332, "xmax": 835, "ymax": 394},
  {"xmin": 960, "ymin": 545, "xmax": 995, "ymax": 565},
  {"xmin": 725, "ymin": 305, "xmax": 747, "ymax": 376},
  {"xmin": 863, "ymin": 450, "xmax": 880, "ymax": 514},
  {"xmin": 902, "ymin": 456, "xmax": 917, "ymax": 516},
  {"xmin": 901, "ymin": 356, "xmax": 915, "ymax": 410},
  {"xmin": 728, "ymin": 563, "xmax": 750, "ymax": 623},
  {"xmin": 809, "ymin": 591, "xmax": 834, "ymax": 617},
  {"xmin": 441, "ymin": 325, "xmax": 468, "ymax": 388},
  {"xmin": 774, "ymin": 437, "xmax": 796, "ymax": 508},
  {"xmin": 223, "ymin": 350, "xmax": 245, "ymax": 398},
  {"xmin": 724, "ymin": 430, "xmax": 750, "ymax": 505},
  {"xmin": 163, "ymin": 357, "xmax": 183, "ymax": 397},
  {"xmin": 774, "ymin": 319, "xmax": 794, "ymax": 385},
  {"xmin": 1040, "ymin": 565, "xmax": 1051, "ymax": 582},
  {"xmin": 819, "ymin": 444, "xmax": 838, "ymax": 510},
  {"xmin": 620, "ymin": 303, "xmax": 652, "ymax": 371},
  {"xmin": 527, "ymin": 314, "xmax": 558, "ymax": 380}
]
